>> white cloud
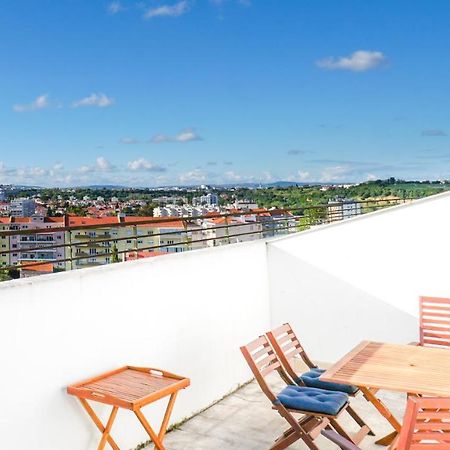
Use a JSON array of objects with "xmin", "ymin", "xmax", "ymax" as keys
[
  {"xmin": 316, "ymin": 50, "xmax": 386, "ymax": 72},
  {"xmin": 107, "ymin": 1, "xmax": 123, "ymax": 14},
  {"xmin": 178, "ymin": 169, "xmax": 208, "ymax": 183},
  {"xmin": 176, "ymin": 129, "xmax": 202, "ymax": 142},
  {"xmin": 79, "ymin": 165, "xmax": 94, "ymax": 174},
  {"xmin": 144, "ymin": 1, "xmax": 189, "ymax": 19},
  {"xmin": 261, "ymin": 171, "xmax": 274, "ymax": 182},
  {"xmin": 119, "ymin": 137, "xmax": 140, "ymax": 144},
  {"xmin": 13, "ymin": 94, "xmax": 51, "ymax": 112},
  {"xmin": 150, "ymin": 128, "xmax": 203, "ymax": 143},
  {"xmin": 78, "ymin": 157, "xmax": 114, "ymax": 174},
  {"xmin": 72, "ymin": 93, "xmax": 115, "ymax": 108},
  {"xmin": 224, "ymin": 170, "xmax": 242, "ymax": 181},
  {"xmin": 127, "ymin": 158, "xmax": 166, "ymax": 172},
  {"xmin": 298, "ymin": 171, "xmax": 311, "ymax": 181},
  {"xmin": 320, "ymin": 165, "xmax": 352, "ymax": 182},
  {"xmin": 96, "ymin": 156, "xmax": 113, "ymax": 171}
]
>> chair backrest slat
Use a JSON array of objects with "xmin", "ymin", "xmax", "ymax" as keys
[
  {"xmin": 397, "ymin": 397, "xmax": 450, "ymax": 449},
  {"xmin": 267, "ymin": 323, "xmax": 317, "ymax": 382},
  {"xmin": 420, "ymin": 297, "xmax": 450, "ymax": 348},
  {"xmin": 240, "ymin": 335, "xmax": 285, "ymax": 402}
]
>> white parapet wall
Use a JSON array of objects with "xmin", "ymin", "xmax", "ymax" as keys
[
  {"xmin": 267, "ymin": 191, "xmax": 450, "ymax": 363},
  {"xmin": 0, "ymin": 240, "xmax": 271, "ymax": 450}
]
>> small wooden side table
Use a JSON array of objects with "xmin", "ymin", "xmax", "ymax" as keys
[{"xmin": 68, "ymin": 366, "xmax": 190, "ymax": 450}]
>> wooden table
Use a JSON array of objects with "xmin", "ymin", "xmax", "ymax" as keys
[
  {"xmin": 68, "ymin": 366, "xmax": 190, "ymax": 450},
  {"xmin": 320, "ymin": 341, "xmax": 450, "ymax": 447}
]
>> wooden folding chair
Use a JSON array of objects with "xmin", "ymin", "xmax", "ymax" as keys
[
  {"xmin": 240, "ymin": 335, "xmax": 366, "ymax": 450},
  {"xmin": 419, "ymin": 296, "xmax": 450, "ymax": 348},
  {"xmin": 396, "ymin": 396, "xmax": 450, "ymax": 449},
  {"xmin": 322, "ymin": 396, "xmax": 450, "ymax": 450},
  {"xmin": 267, "ymin": 323, "xmax": 374, "ymax": 436}
]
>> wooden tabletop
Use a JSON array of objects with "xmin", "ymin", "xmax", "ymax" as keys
[
  {"xmin": 320, "ymin": 341, "xmax": 450, "ymax": 396},
  {"xmin": 67, "ymin": 366, "xmax": 190, "ymax": 411}
]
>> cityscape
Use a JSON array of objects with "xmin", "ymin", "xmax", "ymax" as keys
[{"xmin": 0, "ymin": 179, "xmax": 446, "ymax": 281}]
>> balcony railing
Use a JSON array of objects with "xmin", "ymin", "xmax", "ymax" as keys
[{"xmin": 0, "ymin": 198, "xmax": 413, "ymax": 273}]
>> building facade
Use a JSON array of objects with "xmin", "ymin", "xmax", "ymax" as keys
[
  {"xmin": 327, "ymin": 198, "xmax": 362, "ymax": 221},
  {"xmin": 9, "ymin": 198, "xmax": 36, "ymax": 217}
]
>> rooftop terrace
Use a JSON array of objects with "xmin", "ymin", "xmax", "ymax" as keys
[
  {"xmin": 0, "ymin": 192, "xmax": 448, "ymax": 450},
  {"xmin": 162, "ymin": 378, "xmax": 405, "ymax": 450}
]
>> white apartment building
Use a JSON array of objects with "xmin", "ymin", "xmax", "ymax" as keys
[
  {"xmin": 9, "ymin": 198, "xmax": 36, "ymax": 217},
  {"xmin": 153, "ymin": 204, "xmax": 221, "ymax": 217},
  {"xmin": 230, "ymin": 200, "xmax": 259, "ymax": 210},
  {"xmin": 192, "ymin": 193, "xmax": 219, "ymax": 206},
  {"xmin": 201, "ymin": 216, "xmax": 263, "ymax": 247},
  {"xmin": 327, "ymin": 197, "xmax": 362, "ymax": 221},
  {"xmin": 9, "ymin": 216, "xmax": 66, "ymax": 269}
]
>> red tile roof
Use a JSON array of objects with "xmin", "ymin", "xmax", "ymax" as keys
[
  {"xmin": 21, "ymin": 262, "xmax": 54, "ymax": 273},
  {"xmin": 125, "ymin": 251, "xmax": 168, "ymax": 261}
]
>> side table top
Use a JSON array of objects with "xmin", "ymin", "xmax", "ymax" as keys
[{"xmin": 67, "ymin": 366, "xmax": 190, "ymax": 411}]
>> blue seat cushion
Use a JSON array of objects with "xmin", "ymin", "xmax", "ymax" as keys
[
  {"xmin": 298, "ymin": 368, "xmax": 359, "ymax": 395},
  {"xmin": 276, "ymin": 385, "xmax": 348, "ymax": 416}
]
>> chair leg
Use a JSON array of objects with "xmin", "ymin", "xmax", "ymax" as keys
[
  {"xmin": 329, "ymin": 418, "xmax": 355, "ymax": 444},
  {"xmin": 271, "ymin": 430, "xmax": 320, "ymax": 450},
  {"xmin": 346, "ymin": 405, "xmax": 375, "ymax": 436}
]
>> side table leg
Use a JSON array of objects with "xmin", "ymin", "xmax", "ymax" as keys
[
  {"xmin": 79, "ymin": 399, "xmax": 121, "ymax": 450},
  {"xmin": 135, "ymin": 409, "xmax": 166, "ymax": 450},
  {"xmin": 158, "ymin": 392, "xmax": 178, "ymax": 441},
  {"xmin": 98, "ymin": 406, "xmax": 119, "ymax": 450}
]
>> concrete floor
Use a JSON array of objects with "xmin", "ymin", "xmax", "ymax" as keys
[{"xmin": 159, "ymin": 376, "xmax": 406, "ymax": 449}]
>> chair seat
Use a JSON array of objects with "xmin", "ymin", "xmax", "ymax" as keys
[
  {"xmin": 298, "ymin": 368, "xmax": 359, "ymax": 395},
  {"xmin": 276, "ymin": 385, "xmax": 348, "ymax": 416}
]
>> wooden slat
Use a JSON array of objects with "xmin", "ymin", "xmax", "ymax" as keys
[
  {"xmin": 68, "ymin": 367, "xmax": 190, "ymax": 409},
  {"xmin": 421, "ymin": 297, "xmax": 450, "ymax": 305},
  {"xmin": 261, "ymin": 360, "xmax": 281, "ymax": 377},
  {"xmin": 270, "ymin": 323, "xmax": 291, "ymax": 337},
  {"xmin": 246, "ymin": 335, "xmax": 267, "ymax": 352},
  {"xmin": 321, "ymin": 341, "xmax": 450, "ymax": 396}
]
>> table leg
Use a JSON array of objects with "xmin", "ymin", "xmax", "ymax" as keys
[
  {"xmin": 359, "ymin": 387, "xmax": 402, "ymax": 446},
  {"xmin": 79, "ymin": 399, "xmax": 121, "ymax": 450},
  {"xmin": 135, "ymin": 409, "xmax": 166, "ymax": 450},
  {"xmin": 98, "ymin": 407, "xmax": 119, "ymax": 450},
  {"xmin": 158, "ymin": 392, "xmax": 178, "ymax": 441}
]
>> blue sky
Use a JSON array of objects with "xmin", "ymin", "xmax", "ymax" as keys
[{"xmin": 0, "ymin": 0, "xmax": 449, "ymax": 187}]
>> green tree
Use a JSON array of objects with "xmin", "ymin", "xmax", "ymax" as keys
[{"xmin": 111, "ymin": 244, "xmax": 120, "ymax": 263}]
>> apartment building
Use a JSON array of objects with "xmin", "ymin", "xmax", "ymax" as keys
[
  {"xmin": 192, "ymin": 193, "xmax": 219, "ymax": 206},
  {"xmin": 0, "ymin": 218, "xmax": 10, "ymax": 267},
  {"xmin": 327, "ymin": 198, "xmax": 362, "ymax": 221},
  {"xmin": 153, "ymin": 204, "xmax": 221, "ymax": 217},
  {"xmin": 8, "ymin": 216, "xmax": 66, "ymax": 270},
  {"xmin": 66, "ymin": 216, "xmax": 204, "ymax": 269},
  {"xmin": 9, "ymin": 198, "xmax": 36, "ymax": 217},
  {"xmin": 201, "ymin": 216, "xmax": 263, "ymax": 247},
  {"xmin": 254, "ymin": 208, "xmax": 297, "ymax": 237}
]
